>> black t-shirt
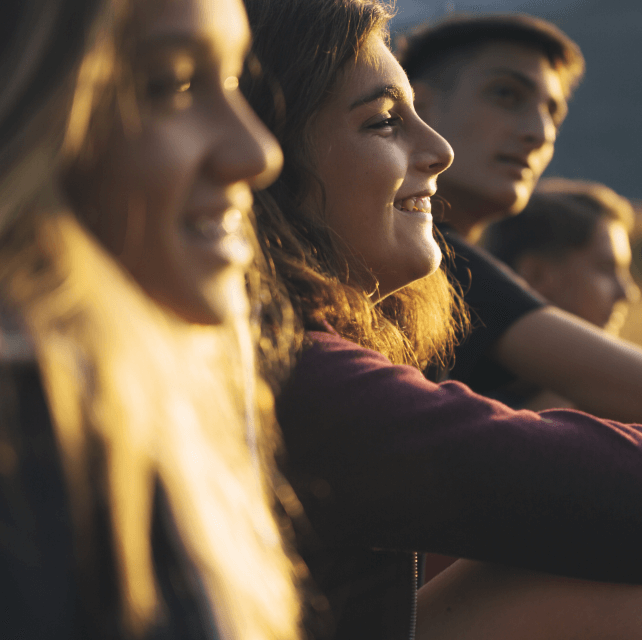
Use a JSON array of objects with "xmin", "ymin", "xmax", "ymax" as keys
[{"xmin": 437, "ymin": 224, "xmax": 547, "ymax": 393}]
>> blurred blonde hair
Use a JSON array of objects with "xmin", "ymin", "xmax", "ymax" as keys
[{"xmin": 0, "ymin": 1, "xmax": 301, "ymax": 638}]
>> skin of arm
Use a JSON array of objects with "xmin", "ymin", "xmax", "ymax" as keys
[
  {"xmin": 520, "ymin": 389, "xmax": 575, "ymax": 412},
  {"xmin": 416, "ymin": 560, "xmax": 642, "ymax": 640},
  {"xmin": 492, "ymin": 305, "xmax": 642, "ymax": 422}
]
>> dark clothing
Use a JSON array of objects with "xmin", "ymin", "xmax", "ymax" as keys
[
  {"xmin": 278, "ymin": 329, "xmax": 642, "ymax": 640},
  {"xmin": 0, "ymin": 360, "xmax": 213, "ymax": 640},
  {"xmin": 437, "ymin": 224, "xmax": 546, "ymax": 391},
  {"xmin": 0, "ymin": 361, "xmax": 78, "ymax": 639}
]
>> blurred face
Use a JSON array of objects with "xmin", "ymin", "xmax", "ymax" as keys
[
  {"xmin": 73, "ymin": 0, "xmax": 282, "ymax": 324},
  {"xmin": 311, "ymin": 36, "xmax": 453, "ymax": 299},
  {"xmin": 413, "ymin": 42, "xmax": 567, "ymax": 234},
  {"xmin": 519, "ymin": 219, "xmax": 638, "ymax": 334}
]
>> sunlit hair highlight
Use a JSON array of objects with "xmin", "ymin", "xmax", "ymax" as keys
[
  {"xmin": 243, "ymin": 0, "xmax": 467, "ymax": 368},
  {"xmin": 0, "ymin": 209, "xmax": 301, "ymax": 639}
]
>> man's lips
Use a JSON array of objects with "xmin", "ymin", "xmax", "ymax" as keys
[{"xmin": 496, "ymin": 154, "xmax": 532, "ymax": 171}]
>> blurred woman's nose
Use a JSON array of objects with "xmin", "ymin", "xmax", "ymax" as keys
[{"xmin": 209, "ymin": 89, "xmax": 283, "ymax": 188}]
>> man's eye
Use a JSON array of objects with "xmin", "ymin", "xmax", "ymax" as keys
[{"xmin": 488, "ymin": 84, "xmax": 521, "ymax": 108}]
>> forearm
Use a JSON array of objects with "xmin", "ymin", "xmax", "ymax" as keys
[
  {"xmin": 281, "ymin": 334, "xmax": 642, "ymax": 581},
  {"xmin": 416, "ymin": 560, "xmax": 642, "ymax": 640},
  {"xmin": 493, "ymin": 306, "xmax": 642, "ymax": 422}
]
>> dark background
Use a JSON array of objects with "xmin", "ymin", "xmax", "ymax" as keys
[{"xmin": 391, "ymin": 0, "xmax": 642, "ymax": 203}]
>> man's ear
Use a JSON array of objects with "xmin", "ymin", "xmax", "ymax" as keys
[
  {"xmin": 514, "ymin": 253, "xmax": 557, "ymax": 295},
  {"xmin": 411, "ymin": 80, "xmax": 436, "ymax": 122}
]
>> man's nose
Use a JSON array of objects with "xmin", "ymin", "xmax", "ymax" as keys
[{"xmin": 521, "ymin": 105, "xmax": 556, "ymax": 149}]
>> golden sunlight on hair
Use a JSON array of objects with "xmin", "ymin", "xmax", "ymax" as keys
[
  {"xmin": 63, "ymin": 23, "xmax": 117, "ymax": 157},
  {"xmin": 1, "ymin": 210, "xmax": 300, "ymax": 639}
]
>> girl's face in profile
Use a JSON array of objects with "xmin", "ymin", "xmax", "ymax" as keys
[
  {"xmin": 310, "ymin": 35, "xmax": 453, "ymax": 299},
  {"xmin": 80, "ymin": 0, "xmax": 282, "ymax": 325}
]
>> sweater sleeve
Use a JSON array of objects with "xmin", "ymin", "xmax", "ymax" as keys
[{"xmin": 277, "ymin": 331, "xmax": 642, "ymax": 584}]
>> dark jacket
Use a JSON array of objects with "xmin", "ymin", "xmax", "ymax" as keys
[{"xmin": 0, "ymin": 360, "xmax": 213, "ymax": 640}]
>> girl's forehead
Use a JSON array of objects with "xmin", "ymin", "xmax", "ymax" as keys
[{"xmin": 329, "ymin": 36, "xmax": 413, "ymax": 108}]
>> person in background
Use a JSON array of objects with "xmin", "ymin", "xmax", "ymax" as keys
[
  {"xmin": 482, "ymin": 178, "xmax": 638, "ymax": 337},
  {"xmin": 398, "ymin": 14, "xmax": 642, "ymax": 425},
  {"xmin": 477, "ymin": 178, "xmax": 639, "ymax": 409},
  {"xmin": 0, "ymin": 0, "xmax": 301, "ymax": 638}
]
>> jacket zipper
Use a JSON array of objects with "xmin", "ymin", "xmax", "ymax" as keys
[{"xmin": 409, "ymin": 552, "xmax": 417, "ymax": 640}]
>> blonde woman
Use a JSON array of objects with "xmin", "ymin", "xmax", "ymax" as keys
[{"xmin": 0, "ymin": 0, "xmax": 300, "ymax": 638}]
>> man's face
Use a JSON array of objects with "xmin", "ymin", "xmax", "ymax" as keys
[
  {"xmin": 413, "ymin": 42, "xmax": 568, "ymax": 227},
  {"xmin": 519, "ymin": 219, "xmax": 639, "ymax": 335}
]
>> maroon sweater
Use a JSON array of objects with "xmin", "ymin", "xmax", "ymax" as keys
[{"xmin": 277, "ymin": 329, "xmax": 642, "ymax": 640}]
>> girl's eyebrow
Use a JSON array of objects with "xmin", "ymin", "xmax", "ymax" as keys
[{"xmin": 349, "ymin": 83, "xmax": 413, "ymax": 110}]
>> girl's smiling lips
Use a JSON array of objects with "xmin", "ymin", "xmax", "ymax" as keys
[{"xmin": 393, "ymin": 191, "xmax": 434, "ymax": 220}]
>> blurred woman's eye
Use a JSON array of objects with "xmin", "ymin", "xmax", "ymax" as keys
[
  {"xmin": 146, "ymin": 74, "xmax": 193, "ymax": 98},
  {"xmin": 143, "ymin": 53, "xmax": 199, "ymax": 109}
]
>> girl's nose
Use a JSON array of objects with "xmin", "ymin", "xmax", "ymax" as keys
[{"xmin": 413, "ymin": 119, "xmax": 454, "ymax": 176}]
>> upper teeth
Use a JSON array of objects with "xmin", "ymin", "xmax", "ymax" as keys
[
  {"xmin": 191, "ymin": 209, "xmax": 243, "ymax": 239},
  {"xmin": 397, "ymin": 196, "xmax": 431, "ymax": 213},
  {"xmin": 221, "ymin": 208, "xmax": 243, "ymax": 233}
]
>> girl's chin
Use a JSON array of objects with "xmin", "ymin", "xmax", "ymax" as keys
[{"xmin": 417, "ymin": 241, "xmax": 443, "ymax": 278}]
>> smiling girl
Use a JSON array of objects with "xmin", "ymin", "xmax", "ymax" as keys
[
  {"xmin": 242, "ymin": 0, "xmax": 642, "ymax": 638},
  {"xmin": 0, "ymin": 0, "xmax": 299, "ymax": 638}
]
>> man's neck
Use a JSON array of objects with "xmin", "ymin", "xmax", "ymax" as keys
[{"xmin": 437, "ymin": 184, "xmax": 507, "ymax": 242}]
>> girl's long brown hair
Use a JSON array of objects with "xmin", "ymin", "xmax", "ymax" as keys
[{"xmin": 243, "ymin": 0, "xmax": 467, "ymax": 368}]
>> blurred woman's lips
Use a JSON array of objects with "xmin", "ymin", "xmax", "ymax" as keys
[{"xmin": 183, "ymin": 207, "xmax": 253, "ymax": 267}]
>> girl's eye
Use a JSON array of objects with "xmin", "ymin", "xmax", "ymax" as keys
[{"xmin": 368, "ymin": 114, "xmax": 402, "ymax": 131}]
